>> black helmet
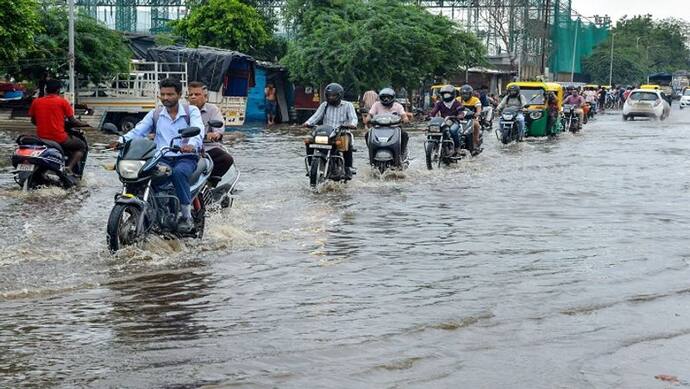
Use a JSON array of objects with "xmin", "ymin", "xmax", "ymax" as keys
[
  {"xmin": 440, "ymin": 85, "xmax": 455, "ymax": 103},
  {"xmin": 508, "ymin": 84, "xmax": 520, "ymax": 96},
  {"xmin": 325, "ymin": 83, "xmax": 344, "ymax": 106},
  {"xmin": 379, "ymin": 87, "xmax": 395, "ymax": 107},
  {"xmin": 460, "ymin": 84, "xmax": 473, "ymax": 100}
]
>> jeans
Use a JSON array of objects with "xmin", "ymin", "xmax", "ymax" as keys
[
  {"xmin": 449, "ymin": 123, "xmax": 461, "ymax": 148},
  {"xmin": 515, "ymin": 113, "xmax": 526, "ymax": 138},
  {"xmin": 161, "ymin": 155, "xmax": 198, "ymax": 206}
]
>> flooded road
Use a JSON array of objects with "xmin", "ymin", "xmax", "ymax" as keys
[{"xmin": 1, "ymin": 109, "xmax": 690, "ymax": 388}]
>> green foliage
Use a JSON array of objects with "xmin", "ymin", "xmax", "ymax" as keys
[
  {"xmin": 282, "ymin": 0, "xmax": 487, "ymax": 94},
  {"xmin": 10, "ymin": 3, "xmax": 130, "ymax": 83},
  {"xmin": 172, "ymin": 0, "xmax": 271, "ymax": 55},
  {"xmin": 583, "ymin": 15, "xmax": 690, "ymax": 84},
  {"xmin": 0, "ymin": 0, "xmax": 41, "ymax": 62}
]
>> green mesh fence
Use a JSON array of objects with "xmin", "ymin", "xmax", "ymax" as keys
[{"xmin": 550, "ymin": 0, "xmax": 609, "ymax": 74}]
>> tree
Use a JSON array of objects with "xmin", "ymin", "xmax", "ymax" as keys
[
  {"xmin": 583, "ymin": 15, "xmax": 690, "ymax": 84},
  {"xmin": 282, "ymin": 0, "xmax": 487, "ymax": 94},
  {"xmin": 0, "ymin": 0, "xmax": 41, "ymax": 63},
  {"xmin": 11, "ymin": 3, "xmax": 130, "ymax": 83},
  {"xmin": 172, "ymin": 0, "xmax": 271, "ymax": 55}
]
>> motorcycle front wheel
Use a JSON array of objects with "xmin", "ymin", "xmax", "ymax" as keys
[
  {"xmin": 107, "ymin": 204, "xmax": 141, "ymax": 252},
  {"xmin": 309, "ymin": 157, "xmax": 325, "ymax": 188},
  {"xmin": 425, "ymin": 142, "xmax": 436, "ymax": 170}
]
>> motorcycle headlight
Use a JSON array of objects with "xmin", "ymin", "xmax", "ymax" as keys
[
  {"xmin": 428, "ymin": 125, "xmax": 441, "ymax": 132},
  {"xmin": 117, "ymin": 160, "xmax": 146, "ymax": 179},
  {"xmin": 502, "ymin": 114, "xmax": 514, "ymax": 120},
  {"xmin": 314, "ymin": 135, "xmax": 330, "ymax": 144},
  {"xmin": 530, "ymin": 111, "xmax": 543, "ymax": 120}
]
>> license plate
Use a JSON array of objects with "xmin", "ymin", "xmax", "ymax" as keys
[
  {"xmin": 309, "ymin": 144, "xmax": 332, "ymax": 150},
  {"xmin": 17, "ymin": 163, "xmax": 34, "ymax": 172}
]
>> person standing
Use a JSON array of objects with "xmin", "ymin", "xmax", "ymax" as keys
[
  {"xmin": 360, "ymin": 89, "xmax": 378, "ymax": 121},
  {"xmin": 264, "ymin": 83, "xmax": 277, "ymax": 125}
]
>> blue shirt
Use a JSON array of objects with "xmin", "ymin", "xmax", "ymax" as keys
[{"xmin": 122, "ymin": 102, "xmax": 205, "ymax": 155}]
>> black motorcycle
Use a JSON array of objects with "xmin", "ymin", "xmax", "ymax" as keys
[
  {"xmin": 106, "ymin": 124, "xmax": 212, "ymax": 252},
  {"xmin": 497, "ymin": 107, "xmax": 522, "ymax": 144},
  {"xmin": 563, "ymin": 104, "xmax": 581, "ymax": 133},
  {"xmin": 304, "ymin": 124, "xmax": 351, "ymax": 188},
  {"xmin": 424, "ymin": 116, "xmax": 460, "ymax": 170},
  {"xmin": 366, "ymin": 113, "xmax": 408, "ymax": 174},
  {"xmin": 11, "ymin": 126, "xmax": 88, "ymax": 190}
]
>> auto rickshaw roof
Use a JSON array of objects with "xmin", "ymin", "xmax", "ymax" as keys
[
  {"xmin": 507, "ymin": 81, "xmax": 547, "ymax": 90},
  {"xmin": 544, "ymin": 82, "xmax": 564, "ymax": 92}
]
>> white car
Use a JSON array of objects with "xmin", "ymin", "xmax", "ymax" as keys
[
  {"xmin": 679, "ymin": 89, "xmax": 690, "ymax": 109},
  {"xmin": 622, "ymin": 89, "xmax": 671, "ymax": 121}
]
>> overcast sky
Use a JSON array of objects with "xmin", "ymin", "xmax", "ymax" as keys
[{"xmin": 571, "ymin": 0, "xmax": 683, "ymax": 23}]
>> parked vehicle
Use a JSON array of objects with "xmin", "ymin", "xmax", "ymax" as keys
[
  {"xmin": 11, "ymin": 127, "xmax": 88, "ymax": 190},
  {"xmin": 106, "ymin": 125, "xmax": 211, "ymax": 252},
  {"xmin": 366, "ymin": 113, "xmax": 408, "ymax": 174},
  {"xmin": 622, "ymin": 89, "xmax": 671, "ymax": 121}
]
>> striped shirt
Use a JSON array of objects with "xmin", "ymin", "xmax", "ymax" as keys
[{"xmin": 306, "ymin": 101, "xmax": 358, "ymax": 128}]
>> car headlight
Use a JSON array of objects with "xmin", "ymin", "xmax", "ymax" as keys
[
  {"xmin": 117, "ymin": 160, "xmax": 146, "ymax": 179},
  {"xmin": 530, "ymin": 111, "xmax": 543, "ymax": 120}
]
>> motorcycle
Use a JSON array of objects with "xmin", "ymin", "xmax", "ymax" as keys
[
  {"xmin": 304, "ymin": 124, "xmax": 352, "ymax": 188},
  {"xmin": 11, "ymin": 126, "xmax": 88, "ymax": 190},
  {"xmin": 496, "ymin": 107, "xmax": 523, "ymax": 144},
  {"xmin": 203, "ymin": 120, "xmax": 240, "ymax": 209},
  {"xmin": 457, "ymin": 109, "xmax": 482, "ymax": 156},
  {"xmin": 563, "ymin": 104, "xmax": 581, "ymax": 133},
  {"xmin": 366, "ymin": 113, "xmax": 408, "ymax": 174},
  {"xmin": 106, "ymin": 124, "xmax": 212, "ymax": 252},
  {"xmin": 424, "ymin": 116, "xmax": 459, "ymax": 170}
]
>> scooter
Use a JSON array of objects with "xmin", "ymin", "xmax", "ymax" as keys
[
  {"xmin": 366, "ymin": 113, "xmax": 408, "ymax": 174},
  {"xmin": 106, "ymin": 124, "xmax": 212, "ymax": 252},
  {"xmin": 11, "ymin": 126, "xmax": 88, "ymax": 190},
  {"xmin": 480, "ymin": 105, "xmax": 494, "ymax": 131}
]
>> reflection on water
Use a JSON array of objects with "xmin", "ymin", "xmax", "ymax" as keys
[{"xmin": 2, "ymin": 111, "xmax": 690, "ymax": 387}]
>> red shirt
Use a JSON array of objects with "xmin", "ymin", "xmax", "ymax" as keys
[{"xmin": 28, "ymin": 94, "xmax": 74, "ymax": 143}]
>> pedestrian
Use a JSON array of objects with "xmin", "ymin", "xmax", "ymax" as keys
[
  {"xmin": 264, "ymin": 83, "xmax": 277, "ymax": 125},
  {"xmin": 360, "ymin": 89, "xmax": 378, "ymax": 121}
]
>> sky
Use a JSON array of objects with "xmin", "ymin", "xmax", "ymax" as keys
[{"xmin": 571, "ymin": 0, "xmax": 684, "ymax": 23}]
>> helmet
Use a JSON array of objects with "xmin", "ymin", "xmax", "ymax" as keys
[
  {"xmin": 460, "ymin": 84, "xmax": 473, "ymax": 100},
  {"xmin": 440, "ymin": 85, "xmax": 455, "ymax": 103},
  {"xmin": 379, "ymin": 87, "xmax": 395, "ymax": 107},
  {"xmin": 508, "ymin": 84, "xmax": 520, "ymax": 96},
  {"xmin": 325, "ymin": 83, "xmax": 344, "ymax": 106}
]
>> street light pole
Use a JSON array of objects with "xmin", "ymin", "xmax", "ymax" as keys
[
  {"xmin": 570, "ymin": 18, "xmax": 579, "ymax": 83},
  {"xmin": 608, "ymin": 32, "xmax": 615, "ymax": 87},
  {"xmin": 68, "ymin": 0, "xmax": 76, "ymax": 106}
]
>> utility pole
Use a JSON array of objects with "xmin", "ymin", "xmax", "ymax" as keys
[
  {"xmin": 570, "ymin": 18, "xmax": 579, "ymax": 83},
  {"xmin": 541, "ymin": 0, "xmax": 552, "ymax": 77},
  {"xmin": 68, "ymin": 0, "xmax": 76, "ymax": 106},
  {"xmin": 608, "ymin": 32, "xmax": 615, "ymax": 87}
]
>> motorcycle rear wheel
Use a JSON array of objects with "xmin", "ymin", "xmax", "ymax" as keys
[{"xmin": 107, "ymin": 204, "xmax": 141, "ymax": 252}]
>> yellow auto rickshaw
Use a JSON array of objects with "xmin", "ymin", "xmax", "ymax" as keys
[{"xmin": 506, "ymin": 81, "xmax": 562, "ymax": 137}]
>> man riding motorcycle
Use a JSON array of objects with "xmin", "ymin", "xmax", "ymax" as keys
[
  {"xmin": 496, "ymin": 85, "xmax": 528, "ymax": 141},
  {"xmin": 365, "ymin": 87, "xmax": 409, "ymax": 156},
  {"xmin": 109, "ymin": 78, "xmax": 204, "ymax": 232},
  {"xmin": 429, "ymin": 85, "xmax": 465, "ymax": 154},
  {"xmin": 28, "ymin": 79, "xmax": 90, "ymax": 176},
  {"xmin": 563, "ymin": 88, "xmax": 586, "ymax": 129},
  {"xmin": 187, "ymin": 81, "xmax": 234, "ymax": 183},
  {"xmin": 459, "ymin": 84, "xmax": 482, "ymax": 153},
  {"xmin": 304, "ymin": 83, "xmax": 358, "ymax": 179}
]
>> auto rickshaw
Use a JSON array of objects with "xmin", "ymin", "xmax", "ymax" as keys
[{"xmin": 506, "ymin": 81, "xmax": 562, "ymax": 137}]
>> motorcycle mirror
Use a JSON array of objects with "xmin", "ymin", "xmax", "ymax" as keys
[
  {"xmin": 178, "ymin": 127, "xmax": 201, "ymax": 138},
  {"xmin": 208, "ymin": 120, "xmax": 224, "ymax": 129},
  {"xmin": 102, "ymin": 122, "xmax": 119, "ymax": 134}
]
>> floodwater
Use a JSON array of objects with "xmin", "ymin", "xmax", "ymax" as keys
[{"xmin": 1, "ymin": 109, "xmax": 690, "ymax": 388}]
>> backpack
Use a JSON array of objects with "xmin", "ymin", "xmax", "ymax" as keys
[{"xmin": 152, "ymin": 103, "xmax": 191, "ymax": 128}]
